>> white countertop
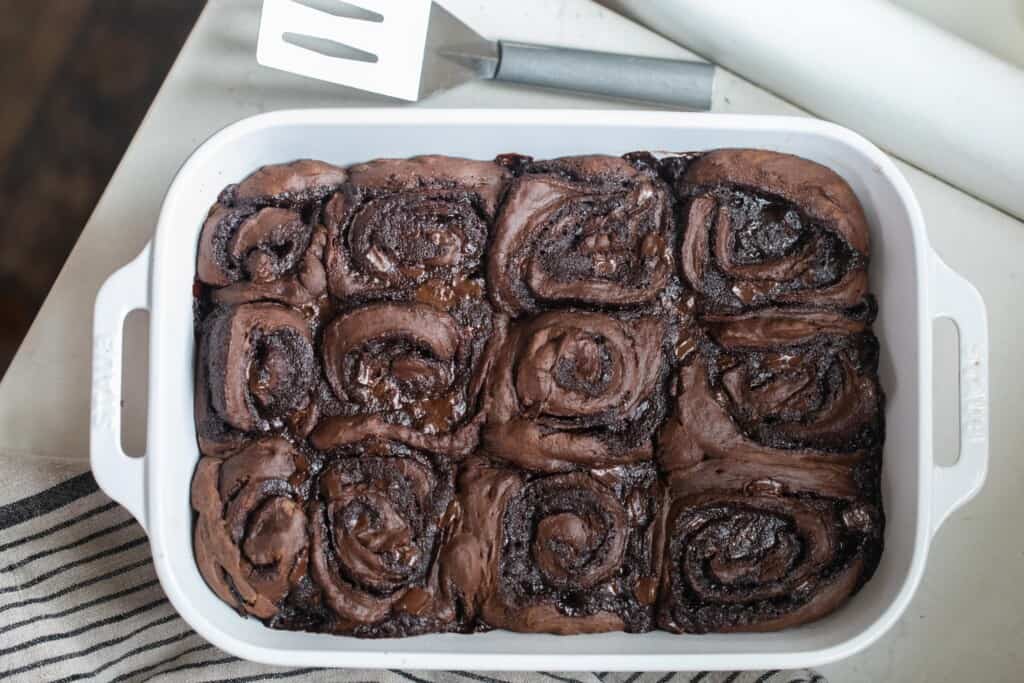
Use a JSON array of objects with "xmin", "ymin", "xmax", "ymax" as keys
[{"xmin": 0, "ymin": 1, "xmax": 1020, "ymax": 680}]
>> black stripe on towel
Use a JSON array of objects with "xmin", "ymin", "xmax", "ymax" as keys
[
  {"xmin": 0, "ymin": 597, "xmax": 169, "ymax": 657},
  {"xmin": 653, "ymin": 673, "xmax": 677, "ymax": 683},
  {"xmin": 543, "ymin": 673, "xmax": 584, "ymax": 683},
  {"xmin": 0, "ymin": 516, "xmax": 136, "ymax": 573},
  {"xmin": 0, "ymin": 472, "xmax": 99, "ymax": 531},
  {"xmin": 104, "ymin": 643, "xmax": 218, "ymax": 683},
  {"xmin": 450, "ymin": 671, "xmax": 509, "ymax": 683},
  {"xmin": 722, "ymin": 674, "xmax": 742, "ymax": 683},
  {"xmin": 0, "ymin": 557, "xmax": 152, "ymax": 615},
  {"xmin": 391, "ymin": 670, "xmax": 435, "ymax": 683},
  {"xmin": 0, "ymin": 613, "xmax": 181, "ymax": 678},
  {"xmin": 689, "ymin": 674, "xmax": 709, "ymax": 683},
  {"xmin": 622, "ymin": 672, "xmax": 642, "ymax": 683},
  {"xmin": 45, "ymin": 629, "xmax": 197, "ymax": 683},
  {"xmin": 754, "ymin": 672, "xmax": 781, "ymax": 683},
  {"xmin": 0, "ymin": 535, "xmax": 148, "ymax": 594},
  {"xmin": 132, "ymin": 653, "xmax": 237, "ymax": 682},
  {"xmin": 0, "ymin": 500, "xmax": 118, "ymax": 553},
  {"xmin": 207, "ymin": 667, "xmax": 322, "ymax": 682},
  {"xmin": 0, "ymin": 578, "xmax": 160, "ymax": 636}
]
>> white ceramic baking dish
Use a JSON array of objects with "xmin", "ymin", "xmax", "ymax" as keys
[{"xmin": 90, "ymin": 109, "xmax": 989, "ymax": 671}]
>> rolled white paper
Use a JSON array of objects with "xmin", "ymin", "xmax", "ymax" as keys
[{"xmin": 608, "ymin": 0, "xmax": 1024, "ymax": 219}]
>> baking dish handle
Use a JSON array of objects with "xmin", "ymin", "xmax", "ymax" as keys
[
  {"xmin": 90, "ymin": 244, "xmax": 151, "ymax": 532},
  {"xmin": 929, "ymin": 251, "xmax": 989, "ymax": 537}
]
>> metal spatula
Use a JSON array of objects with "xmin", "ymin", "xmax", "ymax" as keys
[{"xmin": 257, "ymin": 0, "xmax": 715, "ymax": 109}]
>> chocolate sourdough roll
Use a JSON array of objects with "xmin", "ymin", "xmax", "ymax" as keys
[
  {"xmin": 657, "ymin": 457, "xmax": 882, "ymax": 633},
  {"xmin": 675, "ymin": 149, "xmax": 870, "ymax": 314},
  {"xmin": 306, "ymin": 443, "xmax": 457, "ymax": 636},
  {"xmin": 658, "ymin": 321, "xmax": 883, "ymax": 473},
  {"xmin": 196, "ymin": 302, "xmax": 317, "ymax": 455},
  {"xmin": 197, "ymin": 160, "xmax": 345, "ymax": 306},
  {"xmin": 192, "ymin": 438, "xmax": 311, "ymax": 620},
  {"xmin": 482, "ymin": 309, "xmax": 669, "ymax": 472},
  {"xmin": 323, "ymin": 155, "xmax": 510, "ymax": 301},
  {"xmin": 489, "ymin": 155, "xmax": 676, "ymax": 315},
  {"xmin": 701, "ymin": 307, "xmax": 872, "ymax": 347},
  {"xmin": 190, "ymin": 151, "xmax": 888, "ymax": 639},
  {"xmin": 311, "ymin": 292, "xmax": 495, "ymax": 458},
  {"xmin": 228, "ymin": 159, "xmax": 349, "ymax": 206},
  {"xmin": 440, "ymin": 458, "xmax": 662, "ymax": 635}
]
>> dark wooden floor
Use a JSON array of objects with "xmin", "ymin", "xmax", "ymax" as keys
[{"xmin": 0, "ymin": 0, "xmax": 204, "ymax": 375}]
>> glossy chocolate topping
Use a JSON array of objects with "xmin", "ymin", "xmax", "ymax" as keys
[{"xmin": 192, "ymin": 150, "xmax": 885, "ymax": 638}]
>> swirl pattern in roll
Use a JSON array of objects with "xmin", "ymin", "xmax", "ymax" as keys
[
  {"xmin": 196, "ymin": 303, "xmax": 316, "ymax": 455},
  {"xmin": 307, "ymin": 445, "xmax": 455, "ymax": 635},
  {"xmin": 197, "ymin": 160, "xmax": 345, "ymax": 306},
  {"xmin": 311, "ymin": 294, "xmax": 494, "ymax": 457},
  {"xmin": 488, "ymin": 155, "xmax": 675, "ymax": 315},
  {"xmin": 190, "ymin": 150, "xmax": 888, "ymax": 637},
  {"xmin": 676, "ymin": 149, "xmax": 870, "ymax": 313},
  {"xmin": 658, "ymin": 323, "xmax": 883, "ymax": 473},
  {"xmin": 657, "ymin": 457, "xmax": 882, "ymax": 633},
  {"xmin": 439, "ymin": 459, "xmax": 662, "ymax": 634},
  {"xmin": 483, "ymin": 310, "xmax": 668, "ymax": 471},
  {"xmin": 192, "ymin": 438, "xmax": 311, "ymax": 620},
  {"xmin": 323, "ymin": 156, "xmax": 510, "ymax": 300}
]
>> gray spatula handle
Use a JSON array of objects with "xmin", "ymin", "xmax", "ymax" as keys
[{"xmin": 495, "ymin": 41, "xmax": 714, "ymax": 109}]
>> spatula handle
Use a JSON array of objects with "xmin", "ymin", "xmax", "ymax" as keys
[{"xmin": 495, "ymin": 41, "xmax": 714, "ymax": 110}]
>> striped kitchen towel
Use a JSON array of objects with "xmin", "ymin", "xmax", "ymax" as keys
[{"xmin": 0, "ymin": 456, "xmax": 824, "ymax": 683}]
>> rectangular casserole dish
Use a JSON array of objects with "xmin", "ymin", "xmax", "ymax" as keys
[{"xmin": 89, "ymin": 109, "xmax": 989, "ymax": 671}]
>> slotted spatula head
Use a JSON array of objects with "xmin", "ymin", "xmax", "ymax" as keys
[{"xmin": 257, "ymin": 0, "xmax": 495, "ymax": 101}]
